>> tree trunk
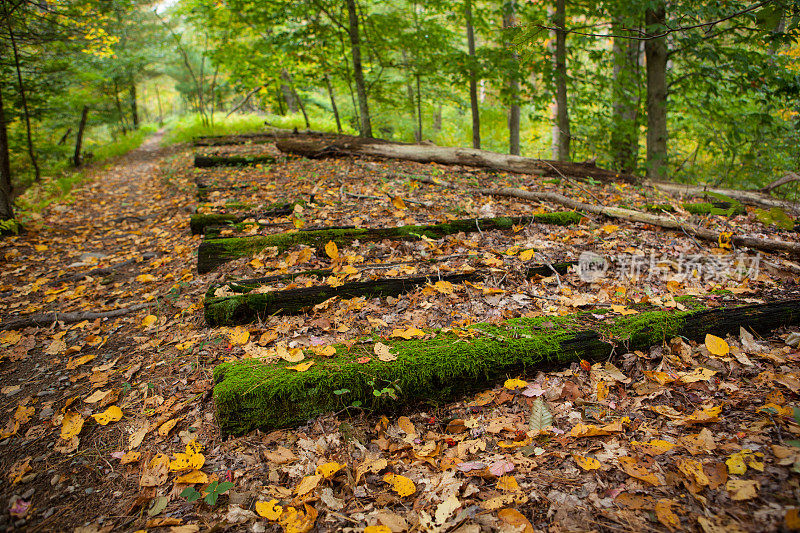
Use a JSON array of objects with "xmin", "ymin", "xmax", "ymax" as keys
[
  {"xmin": 324, "ymin": 74, "xmax": 343, "ymax": 133},
  {"xmin": 346, "ymin": 0, "xmax": 373, "ymax": 138},
  {"xmin": 503, "ymin": 1, "xmax": 520, "ymax": 156},
  {"xmin": 465, "ymin": 0, "xmax": 480, "ymax": 149},
  {"xmin": 553, "ymin": 0, "xmax": 570, "ymax": 161},
  {"xmin": 155, "ymin": 84, "xmax": 164, "ymax": 126},
  {"xmin": 129, "ymin": 82, "xmax": 139, "ymax": 130},
  {"xmin": 433, "ymin": 103, "xmax": 442, "ymax": 131},
  {"xmin": 280, "ymin": 69, "xmax": 298, "ymax": 113},
  {"xmin": 610, "ymin": 19, "xmax": 641, "ymax": 173},
  {"xmin": 0, "ymin": 80, "xmax": 13, "ymax": 222},
  {"xmin": 73, "ymin": 106, "xmax": 89, "ymax": 168},
  {"xmin": 415, "ymin": 73, "xmax": 423, "ymax": 141},
  {"xmin": 645, "ymin": 1, "xmax": 668, "ymax": 180},
  {"xmin": 7, "ymin": 19, "xmax": 39, "ymax": 181},
  {"xmin": 402, "ymin": 51, "xmax": 420, "ymax": 142},
  {"xmin": 292, "ymin": 83, "xmax": 311, "ymax": 129},
  {"xmin": 275, "ymin": 82, "xmax": 287, "ymax": 115}
]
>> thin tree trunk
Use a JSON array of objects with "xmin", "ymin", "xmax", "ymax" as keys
[
  {"xmin": 610, "ymin": 19, "xmax": 641, "ymax": 173},
  {"xmin": 645, "ymin": 1, "xmax": 668, "ymax": 180},
  {"xmin": 415, "ymin": 72, "xmax": 423, "ymax": 141},
  {"xmin": 280, "ymin": 69, "xmax": 298, "ymax": 113},
  {"xmin": 113, "ymin": 81, "xmax": 128, "ymax": 134},
  {"xmin": 0, "ymin": 80, "xmax": 14, "ymax": 221},
  {"xmin": 155, "ymin": 84, "xmax": 164, "ymax": 126},
  {"xmin": 324, "ymin": 74, "xmax": 343, "ymax": 133},
  {"xmin": 346, "ymin": 0, "xmax": 372, "ymax": 138},
  {"xmin": 553, "ymin": 0, "xmax": 570, "ymax": 161},
  {"xmin": 503, "ymin": 1, "xmax": 520, "ymax": 155},
  {"xmin": 7, "ymin": 19, "xmax": 39, "ymax": 181},
  {"xmin": 129, "ymin": 82, "xmax": 139, "ymax": 130},
  {"xmin": 274, "ymin": 81, "xmax": 287, "ymax": 115},
  {"xmin": 73, "ymin": 106, "xmax": 89, "ymax": 168},
  {"xmin": 547, "ymin": 6, "xmax": 559, "ymax": 159},
  {"xmin": 465, "ymin": 0, "xmax": 480, "ymax": 149},
  {"xmin": 401, "ymin": 50, "xmax": 420, "ymax": 142},
  {"xmin": 433, "ymin": 103, "xmax": 442, "ymax": 131}
]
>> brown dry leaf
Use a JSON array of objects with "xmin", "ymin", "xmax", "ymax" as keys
[
  {"xmin": 9, "ymin": 457, "xmax": 32, "ymax": 484},
  {"xmin": 680, "ymin": 428, "xmax": 717, "ymax": 455},
  {"xmin": 617, "ymin": 456, "xmax": 663, "ymax": 486},
  {"xmin": 677, "ymin": 458, "xmax": 710, "ymax": 486},
  {"xmin": 679, "ymin": 405, "xmax": 723, "ymax": 425},
  {"xmin": 497, "ymin": 508, "xmax": 534, "ymax": 533},
  {"xmin": 295, "ymin": 474, "xmax": 322, "ymax": 496},
  {"xmin": 726, "ymin": 479, "xmax": 759, "ymax": 500},
  {"xmin": 397, "ymin": 416, "xmax": 416, "ymax": 436},
  {"xmin": 140, "ymin": 454, "xmax": 170, "ymax": 487},
  {"xmin": 264, "ymin": 446, "xmax": 297, "ymax": 464},
  {"xmin": 355, "ymin": 457, "xmax": 388, "ymax": 484},
  {"xmin": 374, "ymin": 342, "xmax": 397, "ymax": 362},
  {"xmin": 129, "ymin": 420, "xmax": 149, "ymax": 450}
]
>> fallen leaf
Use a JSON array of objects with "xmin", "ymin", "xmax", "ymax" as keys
[
  {"xmin": 374, "ymin": 342, "xmax": 397, "ymax": 362},
  {"xmin": 228, "ymin": 326, "xmax": 250, "ymax": 345},
  {"xmin": 497, "ymin": 508, "xmax": 534, "ymax": 533},
  {"xmin": 655, "ymin": 499, "xmax": 681, "ymax": 531},
  {"xmin": 61, "ymin": 411, "xmax": 84, "ymax": 439},
  {"xmin": 705, "ymin": 334, "xmax": 730, "ymax": 356},
  {"xmin": 390, "ymin": 327, "xmax": 425, "ymax": 339},
  {"xmin": 256, "ymin": 499, "xmax": 283, "ymax": 520},
  {"xmin": 617, "ymin": 456, "xmax": 663, "ymax": 486},
  {"xmin": 574, "ymin": 455, "xmax": 602, "ymax": 471},
  {"xmin": 726, "ymin": 479, "xmax": 759, "ymax": 500},
  {"xmin": 91, "ymin": 405, "xmax": 123, "ymax": 425},
  {"xmin": 325, "ymin": 241, "xmax": 339, "ymax": 261},
  {"xmin": 383, "ymin": 473, "xmax": 416, "ymax": 497},
  {"xmin": 296, "ymin": 474, "xmax": 322, "ymax": 496},
  {"xmin": 316, "ymin": 462, "xmax": 345, "ymax": 479}
]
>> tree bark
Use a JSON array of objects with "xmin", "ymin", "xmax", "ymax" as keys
[
  {"xmin": 73, "ymin": 106, "xmax": 89, "ymax": 168},
  {"xmin": 324, "ymin": 74, "xmax": 343, "ymax": 133},
  {"xmin": 402, "ymin": 50, "xmax": 421, "ymax": 142},
  {"xmin": 465, "ymin": 0, "xmax": 480, "ymax": 149},
  {"xmin": 553, "ymin": 0, "xmax": 570, "ymax": 161},
  {"xmin": 610, "ymin": 19, "xmax": 641, "ymax": 173},
  {"xmin": 129, "ymin": 82, "xmax": 139, "ymax": 130},
  {"xmin": 7, "ymin": 18, "xmax": 39, "ymax": 181},
  {"xmin": 346, "ymin": 0, "xmax": 372, "ymax": 137},
  {"xmin": 645, "ymin": 1, "xmax": 668, "ymax": 180},
  {"xmin": 503, "ymin": 1, "xmax": 521, "ymax": 156},
  {"xmin": 0, "ymin": 80, "xmax": 13, "ymax": 222}
]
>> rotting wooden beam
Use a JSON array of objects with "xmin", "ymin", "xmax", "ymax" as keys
[
  {"xmin": 212, "ymin": 298, "xmax": 800, "ymax": 435},
  {"xmin": 196, "ymin": 212, "xmax": 581, "ymax": 273}
]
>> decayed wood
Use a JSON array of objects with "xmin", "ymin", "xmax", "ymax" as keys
[
  {"xmin": 647, "ymin": 180, "xmax": 800, "ymax": 216},
  {"xmin": 194, "ymin": 154, "xmax": 277, "ymax": 168},
  {"xmin": 276, "ymin": 135, "xmax": 639, "ymax": 183},
  {"xmin": 196, "ymin": 213, "xmax": 581, "ymax": 273},
  {"xmin": 213, "ymin": 298, "xmax": 800, "ymax": 434},
  {"xmin": 190, "ymin": 202, "xmax": 295, "ymax": 235},
  {"xmin": 192, "ymin": 128, "xmax": 334, "ymax": 147},
  {"xmin": 47, "ymin": 253, "xmax": 157, "ymax": 286},
  {"xmin": 417, "ymin": 177, "xmax": 800, "ymax": 257},
  {"xmin": 205, "ymin": 262, "xmax": 576, "ymax": 325},
  {"xmin": 0, "ymin": 303, "xmax": 151, "ymax": 331}
]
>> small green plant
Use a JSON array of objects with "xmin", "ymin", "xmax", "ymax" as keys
[{"xmin": 180, "ymin": 480, "xmax": 234, "ymax": 506}]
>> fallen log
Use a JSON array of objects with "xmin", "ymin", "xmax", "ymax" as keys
[
  {"xmin": 190, "ymin": 201, "xmax": 296, "ymax": 235},
  {"xmin": 197, "ymin": 212, "xmax": 581, "ymax": 273},
  {"xmin": 416, "ymin": 178, "xmax": 800, "ymax": 257},
  {"xmin": 644, "ymin": 202, "xmax": 746, "ymax": 216},
  {"xmin": 194, "ymin": 154, "xmax": 277, "ymax": 168},
  {"xmin": 204, "ymin": 262, "xmax": 575, "ymax": 325},
  {"xmin": 275, "ymin": 135, "xmax": 638, "ymax": 183},
  {"xmin": 760, "ymin": 172, "xmax": 800, "ymax": 194},
  {"xmin": 647, "ymin": 180, "xmax": 800, "ymax": 216},
  {"xmin": 47, "ymin": 253, "xmax": 157, "ymax": 286},
  {"xmin": 0, "ymin": 303, "xmax": 151, "ymax": 331},
  {"xmin": 213, "ymin": 297, "xmax": 800, "ymax": 434},
  {"xmin": 192, "ymin": 128, "xmax": 334, "ymax": 147}
]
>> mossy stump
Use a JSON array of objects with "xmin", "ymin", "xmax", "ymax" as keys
[
  {"xmin": 213, "ymin": 298, "xmax": 800, "ymax": 435},
  {"xmin": 205, "ymin": 262, "xmax": 575, "ymax": 326},
  {"xmin": 194, "ymin": 154, "xmax": 277, "ymax": 168},
  {"xmin": 197, "ymin": 212, "xmax": 581, "ymax": 273}
]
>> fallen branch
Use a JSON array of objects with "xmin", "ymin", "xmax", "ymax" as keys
[
  {"xmin": 647, "ymin": 180, "xmax": 800, "ymax": 216},
  {"xmin": 760, "ymin": 172, "xmax": 800, "ymax": 194},
  {"xmin": 0, "ymin": 303, "xmax": 151, "ymax": 331},
  {"xmin": 225, "ymin": 85, "xmax": 263, "ymax": 118},
  {"xmin": 194, "ymin": 155, "xmax": 277, "ymax": 168},
  {"xmin": 213, "ymin": 298, "xmax": 800, "ymax": 434},
  {"xmin": 417, "ymin": 177, "xmax": 800, "ymax": 257}
]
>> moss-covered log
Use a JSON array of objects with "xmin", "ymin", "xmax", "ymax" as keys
[
  {"xmin": 213, "ymin": 298, "xmax": 800, "ymax": 434},
  {"xmin": 204, "ymin": 262, "xmax": 575, "ymax": 325},
  {"xmin": 644, "ymin": 202, "xmax": 746, "ymax": 216},
  {"xmin": 197, "ymin": 212, "xmax": 581, "ymax": 273},
  {"xmin": 190, "ymin": 202, "xmax": 295, "ymax": 235},
  {"xmin": 194, "ymin": 154, "xmax": 277, "ymax": 168}
]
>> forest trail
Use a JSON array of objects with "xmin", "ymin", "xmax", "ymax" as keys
[{"xmin": 0, "ymin": 135, "xmax": 800, "ymax": 531}]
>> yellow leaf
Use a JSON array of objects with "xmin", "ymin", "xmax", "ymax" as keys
[
  {"xmin": 497, "ymin": 508, "xmax": 534, "ymax": 533},
  {"xmin": 91, "ymin": 405, "xmax": 123, "ymax": 425},
  {"xmin": 295, "ymin": 474, "xmax": 322, "ymax": 496},
  {"xmin": 383, "ymin": 473, "xmax": 416, "ymax": 497},
  {"xmin": 677, "ymin": 458, "xmax": 710, "ymax": 486},
  {"xmin": 574, "ymin": 455, "xmax": 602, "ymax": 471},
  {"xmin": 316, "ymin": 461, "xmax": 346, "ymax": 479},
  {"xmin": 14, "ymin": 405, "xmax": 34, "ymax": 424},
  {"xmin": 287, "ymin": 361, "xmax": 314, "ymax": 372},
  {"xmin": 610, "ymin": 304, "xmax": 638, "ymax": 316},
  {"xmin": 726, "ymin": 479, "xmax": 759, "ymax": 500},
  {"xmin": 504, "ymin": 378, "xmax": 528, "ymax": 390},
  {"xmin": 0, "ymin": 331, "xmax": 22, "ymax": 345},
  {"xmin": 632, "ymin": 439, "xmax": 677, "ymax": 456},
  {"xmin": 292, "ymin": 216, "xmax": 305, "ymax": 229},
  {"xmin": 374, "ymin": 342, "xmax": 397, "ymax": 362},
  {"xmin": 602, "ymin": 224, "xmax": 619, "ymax": 234},
  {"xmin": 617, "ymin": 456, "xmax": 662, "ymax": 486},
  {"xmin": 325, "ymin": 241, "xmax": 339, "ymax": 261},
  {"xmin": 497, "ymin": 475, "xmax": 520, "ymax": 492},
  {"xmin": 718, "ymin": 231, "xmax": 733, "ymax": 250},
  {"xmin": 655, "ymin": 499, "xmax": 681, "ymax": 532},
  {"xmin": 66, "ymin": 353, "xmax": 95, "ymax": 370},
  {"xmin": 279, "ymin": 504, "xmax": 317, "ymax": 533},
  {"xmin": 136, "ymin": 274, "xmax": 157, "ymax": 283},
  {"xmin": 597, "ymin": 381, "xmax": 609, "ymax": 402},
  {"xmin": 433, "ymin": 280, "xmax": 454, "ymax": 294},
  {"xmin": 228, "ymin": 326, "xmax": 250, "ymax": 345},
  {"xmin": 390, "ymin": 327, "xmax": 425, "ymax": 339},
  {"xmin": 312, "ymin": 345, "xmax": 336, "ymax": 357},
  {"xmin": 256, "ymin": 499, "xmax": 283, "ymax": 520},
  {"xmin": 705, "ymin": 334, "xmax": 730, "ymax": 356},
  {"xmin": 392, "ymin": 196, "xmax": 407, "ymax": 210},
  {"xmin": 34, "ymin": 244, "xmax": 48, "ymax": 252},
  {"xmin": 364, "ymin": 527, "xmax": 392, "ymax": 533},
  {"xmin": 519, "ymin": 249, "xmax": 535, "ymax": 261},
  {"xmin": 278, "ymin": 345, "xmax": 305, "ymax": 362},
  {"xmin": 397, "ymin": 416, "xmax": 416, "ymax": 435},
  {"xmin": 141, "ymin": 315, "xmax": 157, "ymax": 328},
  {"xmin": 681, "ymin": 405, "xmax": 723, "ymax": 425},
  {"xmin": 175, "ymin": 469, "xmax": 208, "ymax": 484},
  {"xmin": 678, "ymin": 367, "xmax": 718, "ymax": 383},
  {"xmin": 158, "ymin": 418, "xmax": 178, "ymax": 437},
  {"xmin": 120, "ymin": 451, "xmax": 141, "ymax": 465},
  {"xmin": 61, "ymin": 411, "xmax": 84, "ymax": 439}
]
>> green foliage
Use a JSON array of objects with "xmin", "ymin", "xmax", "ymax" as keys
[
  {"xmin": 755, "ymin": 207, "xmax": 796, "ymax": 231},
  {"xmin": 180, "ymin": 481, "xmax": 234, "ymax": 506}
]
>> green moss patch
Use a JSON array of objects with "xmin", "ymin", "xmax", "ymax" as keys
[
  {"xmin": 194, "ymin": 154, "xmax": 277, "ymax": 168},
  {"xmin": 197, "ymin": 212, "xmax": 581, "ymax": 273}
]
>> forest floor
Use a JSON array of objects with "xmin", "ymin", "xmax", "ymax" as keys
[{"xmin": 1, "ymin": 132, "xmax": 800, "ymax": 532}]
